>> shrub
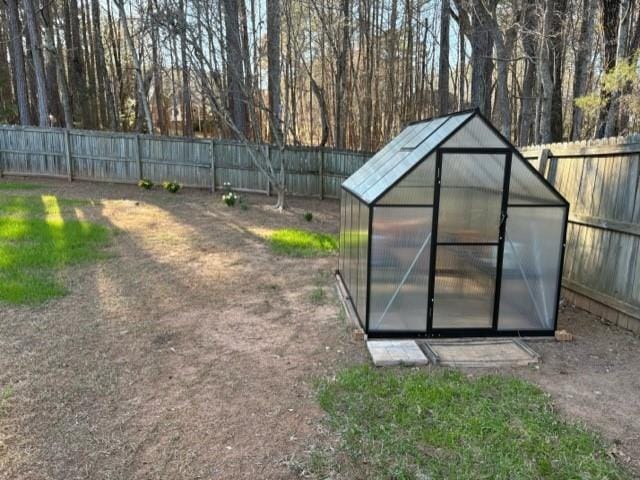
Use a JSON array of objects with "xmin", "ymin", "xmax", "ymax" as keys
[
  {"xmin": 303, "ymin": 212, "xmax": 313, "ymax": 222},
  {"xmin": 222, "ymin": 191, "xmax": 238, "ymax": 206},
  {"xmin": 138, "ymin": 178, "xmax": 153, "ymax": 190},
  {"xmin": 162, "ymin": 181, "xmax": 181, "ymax": 193}
]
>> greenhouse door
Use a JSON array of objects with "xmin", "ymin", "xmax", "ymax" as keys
[{"xmin": 428, "ymin": 148, "xmax": 511, "ymax": 335}]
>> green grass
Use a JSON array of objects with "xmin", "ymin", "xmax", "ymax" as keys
[
  {"xmin": 310, "ymin": 286, "xmax": 327, "ymax": 304},
  {"xmin": 312, "ymin": 366, "xmax": 629, "ymax": 479},
  {"xmin": 0, "ymin": 181, "xmax": 40, "ymax": 190},
  {"xmin": 0, "ymin": 194, "xmax": 110, "ymax": 304},
  {"xmin": 269, "ymin": 228, "xmax": 337, "ymax": 257}
]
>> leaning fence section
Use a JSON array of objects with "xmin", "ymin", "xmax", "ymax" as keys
[
  {"xmin": 521, "ymin": 136, "xmax": 640, "ymax": 333},
  {"xmin": 0, "ymin": 125, "xmax": 371, "ymax": 198}
]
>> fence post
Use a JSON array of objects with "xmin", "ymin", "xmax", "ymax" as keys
[
  {"xmin": 63, "ymin": 129, "xmax": 73, "ymax": 182},
  {"xmin": 537, "ymin": 148, "xmax": 550, "ymax": 177},
  {"xmin": 266, "ymin": 144, "xmax": 271, "ymax": 197},
  {"xmin": 319, "ymin": 148, "xmax": 325, "ymax": 200},
  {"xmin": 210, "ymin": 138, "xmax": 216, "ymax": 192},
  {"xmin": 135, "ymin": 134, "xmax": 143, "ymax": 180}
]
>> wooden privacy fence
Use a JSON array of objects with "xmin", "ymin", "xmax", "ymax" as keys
[
  {"xmin": 521, "ymin": 136, "xmax": 640, "ymax": 332},
  {"xmin": 1, "ymin": 124, "xmax": 639, "ymax": 331},
  {"xmin": 0, "ymin": 125, "xmax": 371, "ymax": 199}
]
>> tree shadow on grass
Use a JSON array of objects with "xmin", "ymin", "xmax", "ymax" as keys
[{"xmin": 0, "ymin": 194, "xmax": 109, "ymax": 304}]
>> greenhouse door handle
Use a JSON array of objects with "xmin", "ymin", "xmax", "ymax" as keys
[{"xmin": 500, "ymin": 212, "xmax": 508, "ymax": 228}]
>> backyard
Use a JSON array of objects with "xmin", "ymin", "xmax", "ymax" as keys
[{"xmin": 0, "ymin": 178, "xmax": 639, "ymax": 479}]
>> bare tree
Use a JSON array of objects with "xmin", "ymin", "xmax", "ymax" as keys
[
  {"xmin": 570, "ymin": 0, "xmax": 596, "ymax": 140},
  {"xmin": 113, "ymin": 0, "xmax": 153, "ymax": 133},
  {"xmin": 438, "ymin": 0, "xmax": 450, "ymax": 114},
  {"xmin": 22, "ymin": 0, "xmax": 49, "ymax": 126},
  {"xmin": 5, "ymin": 0, "xmax": 31, "ymax": 124},
  {"xmin": 595, "ymin": 0, "xmax": 621, "ymax": 137},
  {"xmin": 267, "ymin": 0, "xmax": 282, "ymax": 143}
]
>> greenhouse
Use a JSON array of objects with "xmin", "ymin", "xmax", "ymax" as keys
[{"xmin": 338, "ymin": 109, "xmax": 569, "ymax": 338}]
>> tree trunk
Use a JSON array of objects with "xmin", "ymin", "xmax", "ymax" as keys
[
  {"xmin": 66, "ymin": 0, "xmax": 91, "ymax": 127},
  {"xmin": 5, "ymin": 0, "xmax": 31, "ymax": 124},
  {"xmin": 0, "ymin": 21, "xmax": 13, "ymax": 118},
  {"xmin": 469, "ymin": 0, "xmax": 495, "ymax": 115},
  {"xmin": 113, "ymin": 0, "xmax": 153, "ymax": 133},
  {"xmin": 150, "ymin": 21, "xmax": 166, "ymax": 134},
  {"xmin": 538, "ymin": 0, "xmax": 554, "ymax": 143},
  {"xmin": 179, "ymin": 0, "xmax": 193, "ymax": 136},
  {"xmin": 385, "ymin": 0, "xmax": 398, "ymax": 135},
  {"xmin": 492, "ymin": 32, "xmax": 510, "ymax": 138},
  {"xmin": 222, "ymin": 0, "xmax": 248, "ymax": 137},
  {"xmin": 90, "ymin": 0, "xmax": 114, "ymax": 129},
  {"xmin": 310, "ymin": 75, "xmax": 329, "ymax": 146},
  {"xmin": 604, "ymin": 0, "xmax": 632, "ymax": 136},
  {"xmin": 80, "ymin": 0, "xmax": 98, "ymax": 127},
  {"xmin": 570, "ymin": 0, "xmax": 596, "ymax": 139},
  {"xmin": 22, "ymin": 0, "xmax": 49, "ymax": 126},
  {"xmin": 267, "ymin": 0, "xmax": 282, "ymax": 144},
  {"xmin": 595, "ymin": 0, "xmax": 621, "ymax": 137},
  {"xmin": 40, "ymin": 5, "xmax": 73, "ymax": 127},
  {"xmin": 334, "ymin": 0, "xmax": 349, "ymax": 148},
  {"xmin": 518, "ymin": 0, "xmax": 537, "ymax": 145},
  {"xmin": 549, "ymin": 0, "xmax": 567, "ymax": 141},
  {"xmin": 438, "ymin": 0, "xmax": 450, "ymax": 115}
]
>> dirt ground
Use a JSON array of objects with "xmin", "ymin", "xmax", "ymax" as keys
[{"xmin": 0, "ymin": 178, "xmax": 638, "ymax": 479}]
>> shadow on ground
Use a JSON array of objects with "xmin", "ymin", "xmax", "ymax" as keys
[{"xmin": 0, "ymin": 178, "xmax": 638, "ymax": 478}]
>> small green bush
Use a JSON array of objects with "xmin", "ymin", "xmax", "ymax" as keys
[
  {"xmin": 162, "ymin": 181, "xmax": 181, "ymax": 193},
  {"xmin": 303, "ymin": 212, "xmax": 313, "ymax": 222},
  {"xmin": 222, "ymin": 192, "xmax": 238, "ymax": 206},
  {"xmin": 138, "ymin": 178, "xmax": 153, "ymax": 190}
]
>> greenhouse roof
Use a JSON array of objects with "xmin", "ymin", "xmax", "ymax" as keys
[{"xmin": 342, "ymin": 108, "xmax": 567, "ymax": 206}]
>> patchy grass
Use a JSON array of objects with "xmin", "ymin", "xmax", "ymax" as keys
[
  {"xmin": 0, "ymin": 194, "xmax": 110, "ymax": 304},
  {"xmin": 0, "ymin": 182, "xmax": 40, "ymax": 190},
  {"xmin": 310, "ymin": 287, "xmax": 327, "ymax": 305},
  {"xmin": 269, "ymin": 228, "xmax": 337, "ymax": 257},
  {"xmin": 312, "ymin": 366, "xmax": 630, "ymax": 479}
]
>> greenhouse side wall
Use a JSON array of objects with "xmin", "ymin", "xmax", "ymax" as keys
[{"xmin": 338, "ymin": 189, "xmax": 369, "ymax": 327}]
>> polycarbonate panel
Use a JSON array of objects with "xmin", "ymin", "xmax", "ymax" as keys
[
  {"xmin": 378, "ymin": 153, "xmax": 436, "ymax": 205},
  {"xmin": 498, "ymin": 207, "xmax": 565, "ymax": 330},
  {"xmin": 355, "ymin": 118, "xmax": 447, "ymax": 197},
  {"xmin": 364, "ymin": 114, "xmax": 473, "ymax": 204},
  {"xmin": 508, "ymin": 156, "xmax": 564, "ymax": 205},
  {"xmin": 437, "ymin": 153, "xmax": 505, "ymax": 243},
  {"xmin": 349, "ymin": 198, "xmax": 359, "ymax": 305},
  {"xmin": 343, "ymin": 121, "xmax": 441, "ymax": 193},
  {"xmin": 356, "ymin": 204, "xmax": 369, "ymax": 321},
  {"xmin": 432, "ymin": 245, "xmax": 497, "ymax": 329},
  {"xmin": 441, "ymin": 116, "xmax": 508, "ymax": 149},
  {"xmin": 343, "ymin": 193, "xmax": 352, "ymax": 291},
  {"xmin": 369, "ymin": 207, "xmax": 432, "ymax": 331},
  {"xmin": 343, "ymin": 111, "xmax": 474, "ymax": 204},
  {"xmin": 339, "ymin": 190, "xmax": 346, "ymax": 275}
]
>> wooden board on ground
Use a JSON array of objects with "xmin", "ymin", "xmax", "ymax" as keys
[{"xmin": 420, "ymin": 339, "xmax": 539, "ymax": 368}]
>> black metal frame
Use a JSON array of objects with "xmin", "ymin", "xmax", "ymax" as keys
[{"xmin": 337, "ymin": 109, "xmax": 569, "ymax": 339}]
